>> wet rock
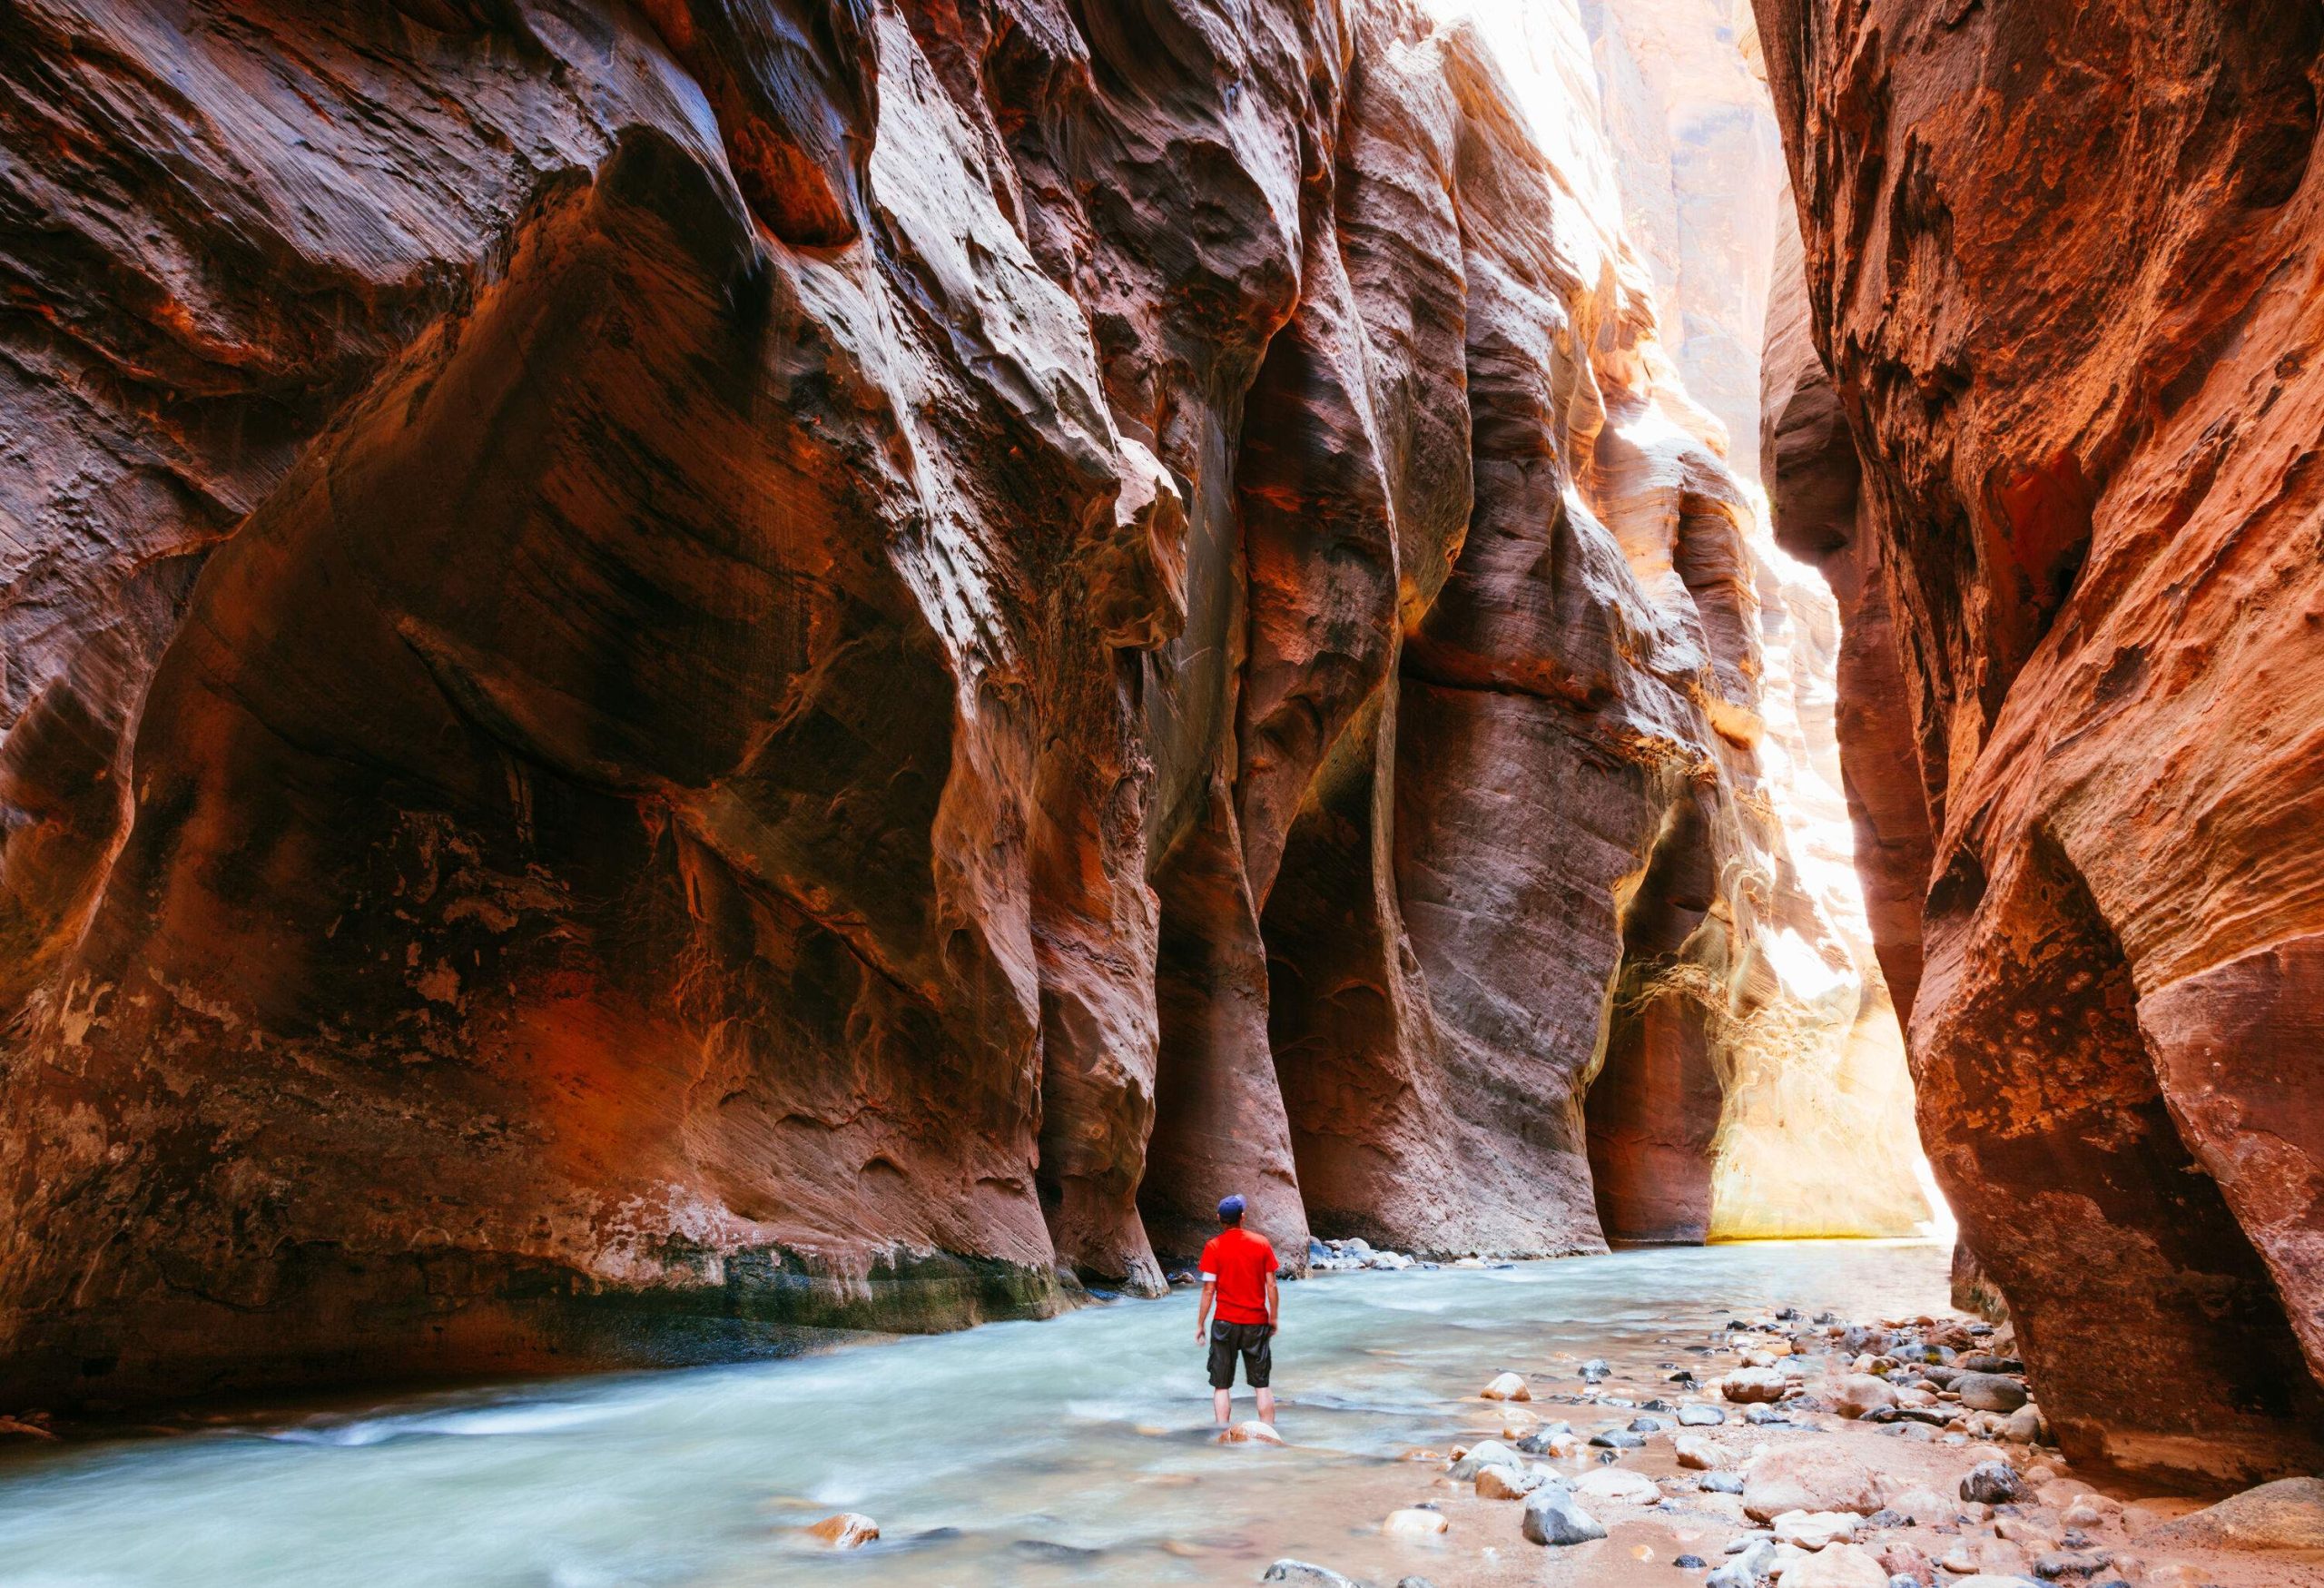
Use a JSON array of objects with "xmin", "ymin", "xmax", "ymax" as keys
[
  {"xmin": 1744, "ymin": 1446, "xmax": 1882, "ymax": 1520},
  {"xmin": 2153, "ymin": 1475, "xmax": 2324, "ymax": 1550},
  {"xmin": 1629, "ymin": 1415, "xmax": 1671, "ymax": 1433},
  {"xmin": 1960, "ymin": 1460, "xmax": 2024, "ymax": 1505},
  {"xmin": 1590, "ymin": 1429, "xmax": 1646, "ymax": 1449},
  {"xmin": 1580, "ymin": 1359, "xmax": 1611, "ymax": 1384},
  {"xmin": 1384, "ymin": 1507, "xmax": 1449, "ymax": 1539},
  {"xmin": 1221, "ymin": 1421, "xmax": 1286, "ymax": 1446},
  {"xmin": 1521, "ymin": 1487, "xmax": 1607, "ymax": 1546},
  {"xmin": 805, "ymin": 1513, "xmax": 879, "ymax": 1549},
  {"xmin": 1680, "ymin": 1405, "xmax": 1729, "ymax": 1425},
  {"xmin": 1677, "ymin": 1555, "xmax": 1709, "ymax": 1568},
  {"xmin": 1702, "ymin": 1472, "xmax": 1748, "ymax": 1495},
  {"xmin": 1482, "ymin": 1372, "xmax": 1531, "ymax": 1402}
]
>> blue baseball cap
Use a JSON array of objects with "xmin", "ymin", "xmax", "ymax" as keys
[{"xmin": 1217, "ymin": 1194, "xmax": 1246, "ymax": 1220}]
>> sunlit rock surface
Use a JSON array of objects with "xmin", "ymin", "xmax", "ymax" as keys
[
  {"xmin": 1758, "ymin": 0, "xmax": 2324, "ymax": 1481},
  {"xmin": 4, "ymin": 0, "xmax": 1905, "ymax": 1406}
]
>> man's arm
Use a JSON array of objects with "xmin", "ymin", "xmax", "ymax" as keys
[
  {"xmin": 1265, "ymin": 1268, "xmax": 1280, "ymax": 1329},
  {"xmin": 1196, "ymin": 1277, "xmax": 1216, "ymax": 1342}
]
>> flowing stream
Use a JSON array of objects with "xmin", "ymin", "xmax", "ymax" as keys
[{"xmin": 0, "ymin": 1241, "xmax": 1950, "ymax": 1587}]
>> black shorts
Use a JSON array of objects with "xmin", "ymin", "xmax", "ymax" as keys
[{"xmin": 1207, "ymin": 1319, "xmax": 1274, "ymax": 1389}]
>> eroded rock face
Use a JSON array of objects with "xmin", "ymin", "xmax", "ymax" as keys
[
  {"xmin": 1758, "ymin": 0, "xmax": 2324, "ymax": 1481},
  {"xmin": 3, "ymin": 0, "xmax": 1899, "ymax": 1406}
]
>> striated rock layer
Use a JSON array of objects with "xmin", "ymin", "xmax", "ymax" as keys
[
  {"xmin": 3, "ymin": 0, "xmax": 1898, "ymax": 1407},
  {"xmin": 1758, "ymin": 0, "xmax": 2324, "ymax": 1482}
]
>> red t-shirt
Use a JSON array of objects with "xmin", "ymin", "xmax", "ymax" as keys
[{"xmin": 1198, "ymin": 1227, "xmax": 1277, "ymax": 1325}]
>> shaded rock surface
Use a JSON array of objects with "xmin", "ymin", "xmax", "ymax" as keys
[
  {"xmin": 3, "ymin": 0, "xmax": 1903, "ymax": 1405},
  {"xmin": 1757, "ymin": 0, "xmax": 2324, "ymax": 1483}
]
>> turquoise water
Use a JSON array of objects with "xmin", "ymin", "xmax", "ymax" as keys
[{"xmin": 0, "ymin": 1241, "xmax": 1949, "ymax": 1587}]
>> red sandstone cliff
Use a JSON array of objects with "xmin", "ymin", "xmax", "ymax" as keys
[
  {"xmin": 1, "ymin": 0, "xmax": 1903, "ymax": 1407},
  {"xmin": 1758, "ymin": 0, "xmax": 2324, "ymax": 1482}
]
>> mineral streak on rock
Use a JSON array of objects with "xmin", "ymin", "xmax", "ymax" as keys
[
  {"xmin": 1757, "ymin": 0, "xmax": 2324, "ymax": 1481},
  {"xmin": 3, "ymin": 0, "xmax": 1907, "ymax": 1406}
]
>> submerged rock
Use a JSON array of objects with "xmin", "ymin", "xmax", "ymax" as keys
[
  {"xmin": 804, "ymin": 1513, "xmax": 879, "ymax": 1549},
  {"xmin": 1263, "ymin": 1563, "xmax": 1360, "ymax": 1588}
]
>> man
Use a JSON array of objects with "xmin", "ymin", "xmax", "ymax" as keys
[{"xmin": 1194, "ymin": 1193, "xmax": 1279, "ymax": 1427}]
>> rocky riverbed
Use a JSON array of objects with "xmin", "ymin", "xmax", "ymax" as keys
[{"xmin": 1232, "ymin": 1297, "xmax": 2324, "ymax": 1588}]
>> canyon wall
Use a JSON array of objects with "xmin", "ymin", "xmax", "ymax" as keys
[
  {"xmin": 1, "ymin": 0, "xmax": 1905, "ymax": 1408},
  {"xmin": 1758, "ymin": 0, "xmax": 2324, "ymax": 1482}
]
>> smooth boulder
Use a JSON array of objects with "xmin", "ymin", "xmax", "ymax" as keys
[
  {"xmin": 1384, "ymin": 1508, "xmax": 1449, "ymax": 1539},
  {"xmin": 2155, "ymin": 1475, "xmax": 2324, "ymax": 1551},
  {"xmin": 1743, "ymin": 1446, "xmax": 1882, "ymax": 1521},
  {"xmin": 1781, "ymin": 1543, "xmax": 1890, "ymax": 1587}
]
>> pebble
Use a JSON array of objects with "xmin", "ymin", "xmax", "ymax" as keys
[
  {"xmin": 1953, "ymin": 1372, "xmax": 2029, "ymax": 1413},
  {"xmin": 1706, "ymin": 1539, "xmax": 1777, "ymax": 1588},
  {"xmin": 1629, "ymin": 1415, "xmax": 1671, "ymax": 1433},
  {"xmin": 1475, "ymin": 1464, "xmax": 1550, "ymax": 1501},
  {"xmin": 1482, "ymin": 1371, "xmax": 1531, "ymax": 1401},
  {"xmin": 1701, "ymin": 1471, "xmax": 1747, "ymax": 1494},
  {"xmin": 1960, "ymin": 1458, "xmax": 2024, "ymax": 1504},
  {"xmin": 1723, "ymin": 1367, "xmax": 1790, "ymax": 1403},
  {"xmin": 1674, "ymin": 1434, "xmax": 1724, "ymax": 1470},
  {"xmin": 1580, "ymin": 1358, "xmax": 1611, "ymax": 1383},
  {"xmin": 1772, "ymin": 1508, "xmax": 1860, "ymax": 1549},
  {"xmin": 1590, "ymin": 1429, "xmax": 1645, "ymax": 1449},
  {"xmin": 804, "ymin": 1513, "xmax": 879, "ymax": 1549},
  {"xmin": 1383, "ymin": 1507, "xmax": 1448, "ymax": 1539},
  {"xmin": 1446, "ymin": 1439, "xmax": 1522, "ymax": 1478},
  {"xmin": 1831, "ymin": 1374, "xmax": 1898, "ymax": 1419},
  {"xmin": 1520, "ymin": 1487, "xmax": 1607, "ymax": 1546},
  {"xmin": 1263, "ymin": 1562, "xmax": 1360, "ymax": 1587},
  {"xmin": 1679, "ymin": 1403, "xmax": 1728, "ymax": 1425},
  {"xmin": 1572, "ymin": 1467, "xmax": 1662, "ymax": 1504}
]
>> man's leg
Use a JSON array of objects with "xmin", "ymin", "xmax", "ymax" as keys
[
  {"xmin": 1247, "ymin": 1329, "xmax": 1275, "ymax": 1425},
  {"xmin": 1207, "ymin": 1326, "xmax": 1235, "ymax": 1425}
]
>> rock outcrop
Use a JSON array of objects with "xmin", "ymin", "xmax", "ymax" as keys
[
  {"xmin": 1758, "ymin": 0, "xmax": 2324, "ymax": 1482},
  {"xmin": 3, "ymin": 0, "xmax": 1902, "ymax": 1407}
]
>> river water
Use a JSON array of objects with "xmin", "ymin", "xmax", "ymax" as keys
[{"xmin": 0, "ymin": 1241, "xmax": 1950, "ymax": 1588}]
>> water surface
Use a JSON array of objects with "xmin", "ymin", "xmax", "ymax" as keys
[{"xmin": 0, "ymin": 1240, "xmax": 1949, "ymax": 1586}]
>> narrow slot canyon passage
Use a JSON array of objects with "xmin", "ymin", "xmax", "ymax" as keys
[{"xmin": 4, "ymin": 0, "xmax": 2324, "ymax": 1583}]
